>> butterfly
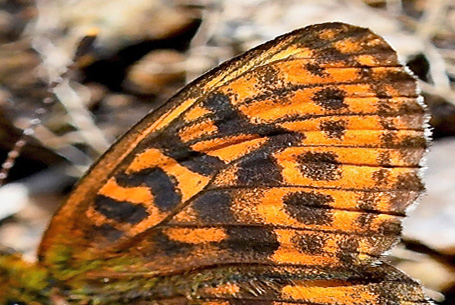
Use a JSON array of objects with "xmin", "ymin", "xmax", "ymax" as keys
[{"xmin": 0, "ymin": 22, "xmax": 430, "ymax": 305}]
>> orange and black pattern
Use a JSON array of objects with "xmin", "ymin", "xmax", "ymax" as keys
[{"xmin": 38, "ymin": 22, "xmax": 430, "ymax": 304}]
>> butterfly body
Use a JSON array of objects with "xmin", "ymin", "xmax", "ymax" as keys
[{"xmin": 0, "ymin": 22, "xmax": 430, "ymax": 305}]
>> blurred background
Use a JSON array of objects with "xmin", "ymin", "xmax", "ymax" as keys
[{"xmin": 0, "ymin": 0, "xmax": 453, "ymax": 303}]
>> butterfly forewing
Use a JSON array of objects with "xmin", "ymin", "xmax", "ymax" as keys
[{"xmin": 39, "ymin": 23, "xmax": 430, "ymax": 304}]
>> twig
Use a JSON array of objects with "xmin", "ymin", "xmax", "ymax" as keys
[
  {"xmin": 0, "ymin": 98, "xmax": 52, "ymax": 185},
  {"xmin": 32, "ymin": 36, "xmax": 110, "ymax": 157}
]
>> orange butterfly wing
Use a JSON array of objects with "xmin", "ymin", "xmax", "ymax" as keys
[{"xmin": 39, "ymin": 22, "xmax": 430, "ymax": 304}]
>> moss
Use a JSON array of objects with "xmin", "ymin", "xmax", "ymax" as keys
[{"xmin": 0, "ymin": 253, "xmax": 52, "ymax": 304}]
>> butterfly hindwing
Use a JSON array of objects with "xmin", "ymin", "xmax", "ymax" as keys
[{"xmin": 39, "ymin": 23, "xmax": 430, "ymax": 304}]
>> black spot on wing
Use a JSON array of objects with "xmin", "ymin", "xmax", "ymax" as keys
[
  {"xmin": 152, "ymin": 130, "xmax": 225, "ymax": 176},
  {"xmin": 372, "ymin": 169, "xmax": 389, "ymax": 187},
  {"xmin": 153, "ymin": 230, "xmax": 194, "ymax": 256},
  {"xmin": 305, "ymin": 62, "xmax": 327, "ymax": 77},
  {"xmin": 136, "ymin": 114, "xmax": 225, "ymax": 176},
  {"xmin": 92, "ymin": 224, "xmax": 124, "ymax": 242},
  {"xmin": 224, "ymin": 226, "xmax": 279, "ymax": 257},
  {"xmin": 320, "ymin": 120, "xmax": 347, "ymax": 139},
  {"xmin": 203, "ymin": 93, "xmax": 246, "ymax": 134},
  {"xmin": 283, "ymin": 191, "xmax": 333, "ymax": 225},
  {"xmin": 313, "ymin": 87, "xmax": 347, "ymax": 110},
  {"xmin": 116, "ymin": 168, "xmax": 181, "ymax": 212},
  {"xmin": 377, "ymin": 100, "xmax": 396, "ymax": 116},
  {"xmin": 180, "ymin": 153, "xmax": 225, "ymax": 176},
  {"xmin": 355, "ymin": 212, "xmax": 376, "ymax": 229},
  {"xmin": 193, "ymin": 190, "xmax": 235, "ymax": 223},
  {"xmin": 94, "ymin": 195, "xmax": 148, "ymax": 224},
  {"xmin": 292, "ymin": 233, "xmax": 327, "ymax": 254},
  {"xmin": 379, "ymin": 118, "xmax": 396, "ymax": 130},
  {"xmin": 268, "ymin": 132, "xmax": 305, "ymax": 147},
  {"xmin": 357, "ymin": 192, "xmax": 378, "ymax": 211},
  {"xmin": 237, "ymin": 152, "xmax": 283, "ymax": 186},
  {"xmin": 236, "ymin": 133, "xmax": 303, "ymax": 186},
  {"xmin": 377, "ymin": 151, "xmax": 392, "ymax": 166},
  {"xmin": 381, "ymin": 131, "xmax": 397, "ymax": 148},
  {"xmin": 298, "ymin": 151, "xmax": 341, "ymax": 181},
  {"xmin": 202, "ymin": 92, "xmax": 298, "ymax": 138}
]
